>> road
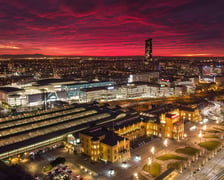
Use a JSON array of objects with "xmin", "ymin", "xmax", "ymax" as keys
[
  {"xmin": 51, "ymin": 135, "xmax": 202, "ymax": 180},
  {"xmin": 176, "ymin": 148, "xmax": 224, "ymax": 180},
  {"xmin": 22, "ymin": 137, "xmax": 186, "ymax": 180},
  {"xmin": 202, "ymin": 100, "xmax": 223, "ymax": 122}
]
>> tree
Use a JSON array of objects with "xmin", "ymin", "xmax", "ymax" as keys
[{"xmin": 50, "ymin": 157, "xmax": 66, "ymax": 167}]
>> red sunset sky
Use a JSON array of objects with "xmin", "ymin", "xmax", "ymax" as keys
[{"xmin": 0, "ymin": 0, "xmax": 223, "ymax": 56}]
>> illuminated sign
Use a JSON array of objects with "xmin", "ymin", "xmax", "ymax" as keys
[
  {"xmin": 199, "ymin": 76, "xmax": 215, "ymax": 83},
  {"xmin": 171, "ymin": 114, "xmax": 179, "ymax": 119},
  {"xmin": 161, "ymin": 79, "xmax": 169, "ymax": 82}
]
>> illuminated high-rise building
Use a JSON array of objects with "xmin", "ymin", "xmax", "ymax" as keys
[
  {"xmin": 144, "ymin": 38, "xmax": 153, "ymax": 65},
  {"xmin": 144, "ymin": 38, "xmax": 157, "ymax": 71}
]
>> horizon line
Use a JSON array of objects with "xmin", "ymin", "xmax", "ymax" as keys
[{"xmin": 0, "ymin": 54, "xmax": 224, "ymax": 58}]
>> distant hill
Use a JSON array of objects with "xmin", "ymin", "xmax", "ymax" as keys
[
  {"xmin": 0, "ymin": 54, "xmax": 46, "ymax": 58},
  {"xmin": 0, "ymin": 54, "xmax": 223, "ymax": 59}
]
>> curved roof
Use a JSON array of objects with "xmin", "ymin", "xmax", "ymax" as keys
[{"xmin": 0, "ymin": 87, "xmax": 23, "ymax": 93}]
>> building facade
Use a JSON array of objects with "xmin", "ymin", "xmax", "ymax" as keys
[
  {"xmin": 77, "ymin": 104, "xmax": 202, "ymax": 162},
  {"xmin": 180, "ymin": 105, "xmax": 202, "ymax": 122},
  {"xmin": 79, "ymin": 127, "xmax": 130, "ymax": 163},
  {"xmin": 141, "ymin": 107, "xmax": 184, "ymax": 140}
]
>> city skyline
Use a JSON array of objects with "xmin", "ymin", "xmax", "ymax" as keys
[{"xmin": 0, "ymin": 0, "xmax": 224, "ymax": 57}]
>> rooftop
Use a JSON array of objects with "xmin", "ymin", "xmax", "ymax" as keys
[
  {"xmin": 179, "ymin": 105, "xmax": 197, "ymax": 112},
  {"xmin": 101, "ymin": 131, "xmax": 124, "ymax": 146},
  {"xmin": 146, "ymin": 104, "xmax": 177, "ymax": 115},
  {"xmin": 80, "ymin": 126, "xmax": 107, "ymax": 138},
  {"xmin": 0, "ymin": 102, "xmax": 122, "ymax": 156},
  {"xmin": 0, "ymin": 87, "xmax": 23, "ymax": 93},
  {"xmin": 114, "ymin": 115, "xmax": 140, "ymax": 130},
  {"xmin": 62, "ymin": 81, "xmax": 114, "ymax": 87},
  {"xmin": 80, "ymin": 126, "xmax": 125, "ymax": 146},
  {"xmin": 81, "ymin": 86, "xmax": 109, "ymax": 92},
  {"xmin": 34, "ymin": 78, "xmax": 74, "ymax": 85}
]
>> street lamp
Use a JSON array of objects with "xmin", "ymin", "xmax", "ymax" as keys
[
  {"xmin": 148, "ymin": 157, "xmax": 152, "ymax": 166},
  {"xmin": 151, "ymin": 146, "xmax": 155, "ymax": 160},
  {"xmin": 202, "ymin": 125, "xmax": 207, "ymax": 131},
  {"xmin": 151, "ymin": 146, "xmax": 155, "ymax": 154},
  {"xmin": 163, "ymin": 139, "xmax": 168, "ymax": 154},
  {"xmin": 198, "ymin": 130, "xmax": 202, "ymax": 142},
  {"xmin": 108, "ymin": 169, "xmax": 115, "ymax": 176},
  {"xmin": 163, "ymin": 139, "xmax": 168, "ymax": 147}
]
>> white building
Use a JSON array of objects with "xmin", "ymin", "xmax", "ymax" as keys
[{"xmin": 0, "ymin": 87, "xmax": 27, "ymax": 106}]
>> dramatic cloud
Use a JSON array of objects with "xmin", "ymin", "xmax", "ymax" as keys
[{"xmin": 0, "ymin": 0, "xmax": 223, "ymax": 56}]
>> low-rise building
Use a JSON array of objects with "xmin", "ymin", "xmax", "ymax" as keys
[
  {"xmin": 141, "ymin": 105, "xmax": 184, "ymax": 140},
  {"xmin": 113, "ymin": 115, "xmax": 145, "ymax": 141},
  {"xmin": 0, "ymin": 87, "xmax": 26, "ymax": 106},
  {"xmin": 128, "ymin": 72, "xmax": 159, "ymax": 83},
  {"xmin": 79, "ymin": 127, "xmax": 130, "ymax": 163}
]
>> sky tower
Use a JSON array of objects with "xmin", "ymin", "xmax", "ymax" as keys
[
  {"xmin": 144, "ymin": 38, "xmax": 153, "ymax": 65},
  {"xmin": 144, "ymin": 38, "xmax": 158, "ymax": 71}
]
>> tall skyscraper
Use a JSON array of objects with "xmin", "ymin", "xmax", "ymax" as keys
[
  {"xmin": 144, "ymin": 38, "xmax": 158, "ymax": 71},
  {"xmin": 144, "ymin": 38, "xmax": 153, "ymax": 65}
]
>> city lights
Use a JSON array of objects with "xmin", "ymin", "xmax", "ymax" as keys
[
  {"xmin": 134, "ymin": 172, "xmax": 139, "ymax": 179},
  {"xmin": 0, "ymin": 1, "xmax": 223, "ymax": 179}
]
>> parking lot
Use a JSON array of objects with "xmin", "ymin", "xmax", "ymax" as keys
[{"xmin": 44, "ymin": 164, "xmax": 82, "ymax": 180}]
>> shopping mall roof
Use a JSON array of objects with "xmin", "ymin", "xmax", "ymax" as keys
[
  {"xmin": 81, "ymin": 86, "xmax": 108, "ymax": 92},
  {"xmin": 0, "ymin": 102, "xmax": 122, "ymax": 158},
  {"xmin": 34, "ymin": 78, "xmax": 74, "ymax": 86},
  {"xmin": 0, "ymin": 87, "xmax": 23, "ymax": 93}
]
